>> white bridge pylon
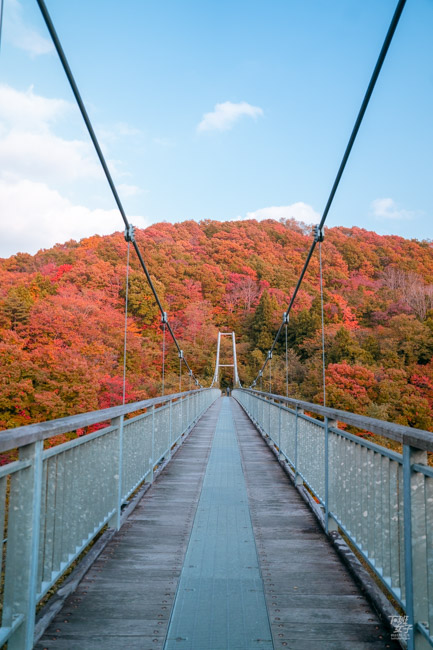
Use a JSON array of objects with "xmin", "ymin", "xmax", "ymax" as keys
[{"xmin": 211, "ymin": 331, "xmax": 241, "ymax": 388}]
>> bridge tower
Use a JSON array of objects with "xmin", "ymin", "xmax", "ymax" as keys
[{"xmin": 211, "ymin": 331, "xmax": 240, "ymax": 388}]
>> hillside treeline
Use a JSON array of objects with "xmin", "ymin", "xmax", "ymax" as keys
[{"xmin": 1, "ymin": 218, "xmax": 433, "ymax": 432}]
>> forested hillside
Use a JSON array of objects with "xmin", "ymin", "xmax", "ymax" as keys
[{"xmin": 2, "ymin": 218, "xmax": 433, "ymax": 432}]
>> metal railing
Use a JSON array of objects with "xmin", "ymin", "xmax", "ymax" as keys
[
  {"xmin": 0, "ymin": 388, "xmax": 220, "ymax": 649},
  {"xmin": 233, "ymin": 388, "xmax": 433, "ymax": 650}
]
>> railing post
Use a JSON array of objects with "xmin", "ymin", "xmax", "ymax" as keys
[
  {"xmin": 403, "ymin": 444, "xmax": 429, "ymax": 650},
  {"xmin": 168, "ymin": 399, "xmax": 173, "ymax": 459},
  {"xmin": 150, "ymin": 405, "xmax": 155, "ymax": 483},
  {"xmin": 325, "ymin": 416, "xmax": 329, "ymax": 533},
  {"xmin": 278, "ymin": 403, "xmax": 283, "ymax": 460},
  {"xmin": 108, "ymin": 415, "xmax": 124, "ymax": 530},
  {"xmin": 111, "ymin": 416, "xmax": 124, "ymax": 530},
  {"xmin": 268, "ymin": 397, "xmax": 271, "ymax": 437},
  {"xmin": 324, "ymin": 418, "xmax": 338, "ymax": 534},
  {"xmin": 294, "ymin": 406, "xmax": 303, "ymax": 486},
  {"xmin": 3, "ymin": 439, "xmax": 43, "ymax": 650}
]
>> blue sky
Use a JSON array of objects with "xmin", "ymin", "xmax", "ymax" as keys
[{"xmin": 0, "ymin": 0, "xmax": 432, "ymax": 257}]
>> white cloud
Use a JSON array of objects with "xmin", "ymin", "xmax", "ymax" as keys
[
  {"xmin": 114, "ymin": 122, "xmax": 142, "ymax": 137},
  {"xmin": 97, "ymin": 121, "xmax": 143, "ymax": 146},
  {"xmin": 0, "ymin": 179, "xmax": 150, "ymax": 258},
  {"xmin": 0, "ymin": 85, "xmax": 146, "ymax": 257},
  {"xmin": 0, "ymin": 85, "xmax": 100, "ymax": 183},
  {"xmin": 0, "ymin": 130, "xmax": 102, "ymax": 184},
  {"xmin": 371, "ymin": 198, "xmax": 414, "ymax": 220},
  {"xmin": 118, "ymin": 183, "xmax": 143, "ymax": 197},
  {"xmin": 197, "ymin": 101, "xmax": 263, "ymax": 133},
  {"xmin": 153, "ymin": 136, "xmax": 175, "ymax": 148},
  {"xmin": 245, "ymin": 202, "xmax": 320, "ymax": 224},
  {"xmin": 5, "ymin": 0, "xmax": 53, "ymax": 56},
  {"xmin": 0, "ymin": 85, "xmax": 69, "ymax": 129}
]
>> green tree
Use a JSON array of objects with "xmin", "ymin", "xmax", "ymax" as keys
[
  {"xmin": 121, "ymin": 272, "xmax": 165, "ymax": 325},
  {"xmin": 2, "ymin": 285, "xmax": 34, "ymax": 328},
  {"xmin": 327, "ymin": 327, "xmax": 371, "ymax": 365},
  {"xmin": 251, "ymin": 291, "xmax": 278, "ymax": 352},
  {"xmin": 286, "ymin": 307, "xmax": 321, "ymax": 360}
]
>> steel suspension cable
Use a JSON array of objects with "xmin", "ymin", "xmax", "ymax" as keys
[
  {"xmin": 122, "ymin": 241, "xmax": 131, "ymax": 405},
  {"xmin": 161, "ymin": 317, "xmax": 166, "ymax": 397},
  {"xmin": 285, "ymin": 319, "xmax": 289, "ymax": 398},
  {"xmin": 36, "ymin": 0, "xmax": 202, "ymax": 389},
  {"xmin": 0, "ymin": 0, "xmax": 4, "ymax": 54},
  {"xmin": 250, "ymin": 0, "xmax": 407, "ymax": 388},
  {"xmin": 269, "ymin": 357, "xmax": 272, "ymax": 394},
  {"xmin": 319, "ymin": 241, "xmax": 326, "ymax": 407}
]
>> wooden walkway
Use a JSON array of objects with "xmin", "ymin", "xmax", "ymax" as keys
[{"xmin": 36, "ymin": 397, "xmax": 398, "ymax": 650}]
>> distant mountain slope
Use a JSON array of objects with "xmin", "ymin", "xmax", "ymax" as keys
[{"xmin": 1, "ymin": 218, "xmax": 433, "ymax": 432}]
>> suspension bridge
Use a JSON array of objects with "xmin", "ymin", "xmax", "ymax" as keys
[
  {"xmin": 1, "ymin": 0, "xmax": 433, "ymax": 648},
  {"xmin": 2, "ymin": 357, "xmax": 433, "ymax": 650}
]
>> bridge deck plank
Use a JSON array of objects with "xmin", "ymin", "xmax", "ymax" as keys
[
  {"xmin": 231, "ymin": 397, "xmax": 399, "ymax": 650},
  {"xmin": 35, "ymin": 400, "xmax": 221, "ymax": 650},
  {"xmin": 163, "ymin": 397, "xmax": 272, "ymax": 650}
]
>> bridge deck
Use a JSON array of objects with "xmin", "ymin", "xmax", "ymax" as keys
[{"xmin": 36, "ymin": 397, "xmax": 397, "ymax": 650}]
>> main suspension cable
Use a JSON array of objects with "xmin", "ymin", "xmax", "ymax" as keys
[
  {"xmin": 36, "ymin": 0, "xmax": 202, "ymax": 390},
  {"xmin": 250, "ymin": 0, "xmax": 407, "ymax": 388}
]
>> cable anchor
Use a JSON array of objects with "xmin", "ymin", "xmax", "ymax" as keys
[
  {"xmin": 313, "ymin": 225, "xmax": 324, "ymax": 242},
  {"xmin": 125, "ymin": 223, "xmax": 136, "ymax": 243}
]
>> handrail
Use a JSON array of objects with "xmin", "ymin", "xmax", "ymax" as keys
[
  {"xmin": 242, "ymin": 389, "xmax": 433, "ymax": 452},
  {"xmin": 0, "ymin": 387, "xmax": 221, "ymax": 648},
  {"xmin": 0, "ymin": 388, "xmax": 209, "ymax": 453},
  {"xmin": 234, "ymin": 388, "xmax": 433, "ymax": 649}
]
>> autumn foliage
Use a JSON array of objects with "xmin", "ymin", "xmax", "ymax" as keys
[{"xmin": 1, "ymin": 218, "xmax": 433, "ymax": 432}]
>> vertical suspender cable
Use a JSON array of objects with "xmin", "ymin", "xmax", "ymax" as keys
[
  {"xmin": 319, "ymin": 240, "xmax": 326, "ymax": 407},
  {"xmin": 122, "ymin": 240, "xmax": 130, "ymax": 405},
  {"xmin": 285, "ymin": 321, "xmax": 289, "ymax": 398},
  {"xmin": 179, "ymin": 357, "xmax": 182, "ymax": 393},
  {"xmin": 161, "ymin": 319, "xmax": 166, "ymax": 396},
  {"xmin": 269, "ymin": 358, "xmax": 272, "ymax": 394}
]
